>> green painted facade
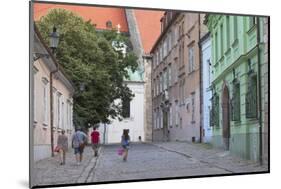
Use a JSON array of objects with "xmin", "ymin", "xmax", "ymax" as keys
[{"xmin": 206, "ymin": 15, "xmax": 267, "ymax": 161}]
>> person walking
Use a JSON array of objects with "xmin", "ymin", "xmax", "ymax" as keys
[
  {"xmin": 57, "ymin": 130, "xmax": 68, "ymax": 165},
  {"xmin": 121, "ymin": 129, "xmax": 130, "ymax": 162},
  {"xmin": 72, "ymin": 128, "xmax": 87, "ymax": 165},
  {"xmin": 91, "ymin": 127, "xmax": 100, "ymax": 157}
]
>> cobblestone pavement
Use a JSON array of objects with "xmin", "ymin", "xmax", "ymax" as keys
[
  {"xmin": 90, "ymin": 142, "xmax": 267, "ymax": 183},
  {"xmin": 33, "ymin": 142, "xmax": 268, "ymax": 186},
  {"xmin": 33, "ymin": 146, "xmax": 99, "ymax": 186},
  {"xmin": 152, "ymin": 142, "xmax": 268, "ymax": 173}
]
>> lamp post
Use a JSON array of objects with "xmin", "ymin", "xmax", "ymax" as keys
[
  {"xmin": 49, "ymin": 26, "xmax": 59, "ymax": 157},
  {"xmin": 49, "ymin": 26, "xmax": 59, "ymax": 55}
]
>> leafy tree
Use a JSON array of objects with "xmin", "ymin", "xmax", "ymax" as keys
[{"xmin": 36, "ymin": 9, "xmax": 138, "ymax": 128}]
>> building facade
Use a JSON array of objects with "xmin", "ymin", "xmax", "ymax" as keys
[
  {"xmin": 151, "ymin": 12, "xmax": 206, "ymax": 142},
  {"xmin": 33, "ymin": 28, "xmax": 74, "ymax": 161},
  {"xmin": 205, "ymin": 15, "xmax": 268, "ymax": 162},
  {"xmin": 200, "ymin": 33, "xmax": 213, "ymax": 143}
]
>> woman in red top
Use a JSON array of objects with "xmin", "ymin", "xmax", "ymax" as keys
[{"xmin": 91, "ymin": 127, "xmax": 100, "ymax": 157}]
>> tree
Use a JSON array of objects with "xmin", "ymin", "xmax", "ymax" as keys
[{"xmin": 36, "ymin": 9, "xmax": 138, "ymax": 128}]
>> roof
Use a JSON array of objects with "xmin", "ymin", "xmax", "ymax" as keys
[
  {"xmin": 33, "ymin": 3, "xmax": 164, "ymax": 81},
  {"xmin": 133, "ymin": 10, "xmax": 164, "ymax": 54},
  {"xmin": 34, "ymin": 3, "xmax": 129, "ymax": 32}
]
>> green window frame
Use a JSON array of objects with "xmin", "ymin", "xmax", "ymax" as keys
[
  {"xmin": 246, "ymin": 71, "xmax": 258, "ymax": 119},
  {"xmin": 231, "ymin": 79, "xmax": 241, "ymax": 121}
]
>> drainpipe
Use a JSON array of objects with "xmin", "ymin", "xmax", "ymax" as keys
[
  {"xmin": 50, "ymin": 52, "xmax": 59, "ymax": 157},
  {"xmin": 256, "ymin": 17, "xmax": 263, "ymax": 165},
  {"xmin": 198, "ymin": 14, "xmax": 203, "ymax": 143}
]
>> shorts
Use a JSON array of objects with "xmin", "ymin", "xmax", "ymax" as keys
[
  {"xmin": 74, "ymin": 147, "xmax": 83, "ymax": 154},
  {"xmin": 122, "ymin": 145, "xmax": 129, "ymax": 150}
]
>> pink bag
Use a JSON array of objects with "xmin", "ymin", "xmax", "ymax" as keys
[{"xmin": 117, "ymin": 148, "xmax": 124, "ymax": 156}]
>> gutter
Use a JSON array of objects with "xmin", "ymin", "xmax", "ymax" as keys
[
  {"xmin": 198, "ymin": 14, "xmax": 203, "ymax": 143},
  {"xmin": 256, "ymin": 17, "xmax": 263, "ymax": 165}
]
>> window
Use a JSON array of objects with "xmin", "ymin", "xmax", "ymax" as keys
[
  {"xmin": 175, "ymin": 101, "xmax": 179, "ymax": 127},
  {"xmin": 122, "ymin": 96, "xmax": 130, "ymax": 118},
  {"xmin": 226, "ymin": 16, "xmax": 230, "ymax": 49},
  {"xmin": 231, "ymin": 79, "xmax": 241, "ymax": 121},
  {"xmin": 246, "ymin": 61, "xmax": 258, "ymax": 119},
  {"xmin": 168, "ymin": 64, "xmax": 172, "ymax": 86},
  {"xmin": 188, "ymin": 45, "xmax": 195, "ymax": 73},
  {"xmin": 163, "ymin": 69, "xmax": 168, "ymax": 90},
  {"xmin": 249, "ymin": 16, "xmax": 256, "ymax": 29},
  {"xmin": 33, "ymin": 67, "xmax": 38, "ymax": 123},
  {"xmin": 157, "ymin": 50, "xmax": 160, "ymax": 65},
  {"xmin": 160, "ymin": 109, "xmax": 163, "ymax": 128},
  {"xmin": 153, "ymin": 79, "xmax": 156, "ymax": 97},
  {"xmin": 233, "ymin": 16, "xmax": 238, "ymax": 40},
  {"xmin": 181, "ymin": 22, "xmax": 184, "ymax": 37},
  {"xmin": 210, "ymin": 92, "xmax": 220, "ymax": 127},
  {"xmin": 179, "ymin": 45, "xmax": 182, "ymax": 67},
  {"xmin": 159, "ymin": 73, "xmax": 163, "ymax": 92},
  {"xmin": 220, "ymin": 24, "xmax": 224, "ymax": 56},
  {"xmin": 191, "ymin": 92, "xmax": 195, "ymax": 123},
  {"xmin": 178, "ymin": 25, "xmax": 182, "ymax": 39},
  {"xmin": 179, "ymin": 78, "xmax": 185, "ymax": 105},
  {"xmin": 153, "ymin": 109, "xmax": 157, "ymax": 129},
  {"xmin": 162, "ymin": 44, "xmax": 165, "ymax": 61},
  {"xmin": 179, "ymin": 117, "xmax": 183, "ymax": 129},
  {"xmin": 62, "ymin": 102, "xmax": 65, "ymax": 129},
  {"xmin": 215, "ymin": 32, "xmax": 218, "ymax": 62},
  {"xmin": 174, "ymin": 26, "xmax": 178, "ymax": 45},
  {"xmin": 156, "ymin": 76, "xmax": 159, "ymax": 95},
  {"xmin": 42, "ymin": 78, "xmax": 49, "ymax": 126},
  {"xmin": 174, "ymin": 58, "xmax": 178, "ymax": 83},
  {"xmin": 52, "ymin": 88, "xmax": 56, "ymax": 127},
  {"xmin": 164, "ymin": 39, "xmax": 167, "ymax": 58},
  {"xmin": 169, "ymin": 106, "xmax": 173, "ymax": 128}
]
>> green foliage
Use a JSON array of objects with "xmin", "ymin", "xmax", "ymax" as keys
[{"xmin": 37, "ymin": 9, "xmax": 138, "ymax": 128}]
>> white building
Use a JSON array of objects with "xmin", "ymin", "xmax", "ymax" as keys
[
  {"xmin": 200, "ymin": 33, "xmax": 212, "ymax": 143},
  {"xmin": 99, "ymin": 80, "xmax": 144, "ymax": 144}
]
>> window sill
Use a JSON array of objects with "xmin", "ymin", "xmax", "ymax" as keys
[
  {"xmin": 225, "ymin": 48, "xmax": 231, "ymax": 55},
  {"xmin": 247, "ymin": 25, "xmax": 257, "ymax": 35},
  {"xmin": 188, "ymin": 70, "xmax": 195, "ymax": 75},
  {"xmin": 232, "ymin": 39, "xmax": 238, "ymax": 47},
  {"xmin": 42, "ymin": 123, "xmax": 48, "ymax": 129}
]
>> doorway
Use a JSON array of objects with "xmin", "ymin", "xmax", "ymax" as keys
[{"xmin": 222, "ymin": 84, "xmax": 230, "ymax": 150}]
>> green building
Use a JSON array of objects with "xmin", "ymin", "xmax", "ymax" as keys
[{"xmin": 205, "ymin": 15, "xmax": 268, "ymax": 162}]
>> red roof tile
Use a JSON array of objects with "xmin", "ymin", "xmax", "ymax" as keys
[
  {"xmin": 134, "ymin": 10, "xmax": 164, "ymax": 54},
  {"xmin": 33, "ymin": 3, "xmax": 163, "ymax": 54},
  {"xmin": 34, "ymin": 3, "xmax": 129, "ymax": 32}
]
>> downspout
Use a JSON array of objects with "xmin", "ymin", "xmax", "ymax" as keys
[
  {"xmin": 198, "ymin": 14, "xmax": 203, "ymax": 143},
  {"xmin": 256, "ymin": 17, "xmax": 263, "ymax": 165},
  {"xmin": 50, "ymin": 52, "xmax": 59, "ymax": 157}
]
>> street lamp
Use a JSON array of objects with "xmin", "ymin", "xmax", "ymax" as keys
[{"xmin": 49, "ymin": 26, "xmax": 59, "ymax": 54}]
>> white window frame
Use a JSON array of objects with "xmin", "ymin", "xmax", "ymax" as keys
[
  {"xmin": 168, "ymin": 64, "xmax": 172, "ymax": 87},
  {"xmin": 33, "ymin": 66, "xmax": 38, "ymax": 124},
  {"xmin": 188, "ymin": 45, "xmax": 195, "ymax": 73},
  {"xmin": 42, "ymin": 77, "xmax": 49, "ymax": 126}
]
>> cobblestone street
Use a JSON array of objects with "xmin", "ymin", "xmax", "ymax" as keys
[{"xmin": 33, "ymin": 142, "xmax": 268, "ymax": 186}]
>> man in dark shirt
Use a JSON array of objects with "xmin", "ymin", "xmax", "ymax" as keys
[{"xmin": 91, "ymin": 127, "xmax": 100, "ymax": 157}]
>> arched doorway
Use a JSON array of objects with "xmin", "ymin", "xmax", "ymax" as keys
[{"xmin": 222, "ymin": 83, "xmax": 230, "ymax": 150}]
